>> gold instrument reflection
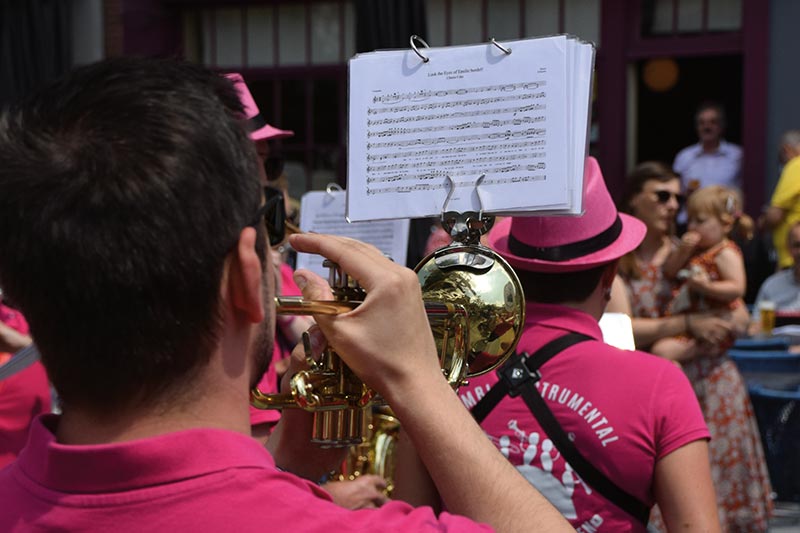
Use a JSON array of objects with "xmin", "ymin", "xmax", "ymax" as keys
[
  {"xmin": 336, "ymin": 408, "xmax": 400, "ymax": 495},
  {"xmin": 250, "ymin": 214, "xmax": 525, "ymax": 448}
]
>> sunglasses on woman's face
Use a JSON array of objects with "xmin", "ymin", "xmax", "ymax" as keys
[{"xmin": 653, "ymin": 190, "xmax": 685, "ymax": 207}]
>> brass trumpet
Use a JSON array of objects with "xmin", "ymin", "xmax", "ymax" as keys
[
  {"xmin": 250, "ymin": 213, "xmax": 525, "ymax": 447},
  {"xmin": 337, "ymin": 408, "xmax": 400, "ymax": 495}
]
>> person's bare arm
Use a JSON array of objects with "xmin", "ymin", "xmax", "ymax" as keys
[
  {"xmin": 761, "ymin": 205, "xmax": 786, "ymax": 231},
  {"xmin": 321, "ymin": 475, "xmax": 388, "ymax": 509},
  {"xmin": 285, "ymin": 233, "xmax": 573, "ymax": 533},
  {"xmin": 605, "ymin": 275, "xmax": 632, "ymax": 315},
  {"xmin": 662, "ymin": 232, "xmax": 700, "ymax": 279},
  {"xmin": 630, "ymin": 313, "xmax": 731, "ymax": 350},
  {"xmin": 392, "ymin": 429, "xmax": 442, "ymax": 512},
  {"xmin": 687, "ymin": 247, "xmax": 746, "ymax": 303},
  {"xmin": 654, "ymin": 440, "xmax": 721, "ymax": 533},
  {"xmin": 0, "ymin": 321, "xmax": 32, "ymax": 353}
]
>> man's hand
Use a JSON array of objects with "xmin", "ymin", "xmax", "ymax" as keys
[
  {"xmin": 760, "ymin": 205, "xmax": 786, "ymax": 231},
  {"xmin": 322, "ymin": 475, "xmax": 388, "ymax": 509},
  {"xmin": 687, "ymin": 313, "xmax": 733, "ymax": 346},
  {"xmin": 288, "ymin": 233, "xmax": 442, "ymax": 405},
  {"xmin": 0, "ymin": 321, "xmax": 32, "ymax": 353},
  {"xmin": 679, "ymin": 230, "xmax": 701, "ymax": 252}
]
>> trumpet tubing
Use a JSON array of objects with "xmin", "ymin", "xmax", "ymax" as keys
[{"xmin": 251, "ymin": 246, "xmax": 524, "ymax": 447}]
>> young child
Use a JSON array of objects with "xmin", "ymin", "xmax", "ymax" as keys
[{"xmin": 652, "ymin": 185, "xmax": 753, "ymax": 361}]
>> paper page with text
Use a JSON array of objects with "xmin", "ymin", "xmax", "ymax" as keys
[
  {"xmin": 490, "ymin": 37, "xmax": 594, "ymax": 217},
  {"xmin": 294, "ymin": 189, "xmax": 410, "ymax": 279},
  {"xmin": 347, "ymin": 35, "xmax": 579, "ymax": 222}
]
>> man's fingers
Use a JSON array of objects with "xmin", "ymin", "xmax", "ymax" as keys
[
  {"xmin": 289, "ymin": 233, "xmax": 402, "ymax": 293},
  {"xmin": 293, "ymin": 268, "xmax": 334, "ymax": 302}
]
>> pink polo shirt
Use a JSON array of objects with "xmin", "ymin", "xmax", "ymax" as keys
[
  {"xmin": 250, "ymin": 263, "xmax": 304, "ymax": 427},
  {"xmin": 0, "ymin": 304, "xmax": 50, "ymax": 469},
  {"xmin": 0, "ymin": 415, "xmax": 491, "ymax": 532},
  {"xmin": 463, "ymin": 303, "xmax": 709, "ymax": 532}
]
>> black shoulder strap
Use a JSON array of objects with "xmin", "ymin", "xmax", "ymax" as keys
[
  {"xmin": 470, "ymin": 333, "xmax": 650, "ymax": 526},
  {"xmin": 471, "ymin": 333, "xmax": 592, "ymax": 423}
]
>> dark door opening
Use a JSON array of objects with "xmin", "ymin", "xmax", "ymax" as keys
[{"xmin": 635, "ymin": 55, "xmax": 742, "ymax": 167}]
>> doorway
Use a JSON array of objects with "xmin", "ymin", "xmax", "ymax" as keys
[{"xmin": 635, "ymin": 55, "xmax": 742, "ymax": 167}]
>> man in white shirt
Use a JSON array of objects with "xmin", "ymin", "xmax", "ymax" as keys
[{"xmin": 673, "ymin": 102, "xmax": 742, "ymax": 226}]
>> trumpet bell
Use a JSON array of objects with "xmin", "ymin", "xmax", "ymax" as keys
[{"xmin": 415, "ymin": 242, "xmax": 525, "ymax": 386}]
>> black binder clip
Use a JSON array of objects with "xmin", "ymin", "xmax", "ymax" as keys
[{"xmin": 497, "ymin": 352, "xmax": 539, "ymax": 397}]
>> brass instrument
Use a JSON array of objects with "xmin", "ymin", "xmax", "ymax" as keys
[
  {"xmin": 250, "ymin": 212, "xmax": 525, "ymax": 447},
  {"xmin": 337, "ymin": 408, "xmax": 400, "ymax": 495}
]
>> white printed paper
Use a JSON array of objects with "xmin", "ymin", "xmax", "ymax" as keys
[
  {"xmin": 347, "ymin": 34, "xmax": 595, "ymax": 222},
  {"xmin": 294, "ymin": 189, "xmax": 410, "ymax": 279}
]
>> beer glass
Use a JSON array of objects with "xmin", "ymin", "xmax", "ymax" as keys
[{"xmin": 758, "ymin": 300, "xmax": 776, "ymax": 336}]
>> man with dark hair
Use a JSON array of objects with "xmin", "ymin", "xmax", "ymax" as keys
[{"xmin": 0, "ymin": 57, "xmax": 571, "ymax": 532}]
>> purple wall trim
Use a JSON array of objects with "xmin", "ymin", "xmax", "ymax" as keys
[
  {"xmin": 597, "ymin": 1, "xmax": 629, "ymax": 202},
  {"xmin": 121, "ymin": 0, "xmax": 183, "ymax": 57},
  {"xmin": 626, "ymin": 33, "xmax": 742, "ymax": 59},
  {"xmin": 741, "ymin": 0, "xmax": 769, "ymax": 217}
]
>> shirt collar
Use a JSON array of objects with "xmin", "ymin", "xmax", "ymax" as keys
[
  {"xmin": 524, "ymin": 302, "xmax": 603, "ymax": 340},
  {"xmin": 690, "ymin": 140, "xmax": 734, "ymax": 157},
  {"xmin": 15, "ymin": 414, "xmax": 274, "ymax": 493}
]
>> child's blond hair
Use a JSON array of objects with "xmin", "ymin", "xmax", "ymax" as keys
[{"xmin": 687, "ymin": 185, "xmax": 754, "ymax": 241}]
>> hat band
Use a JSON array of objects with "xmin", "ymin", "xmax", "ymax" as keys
[
  {"xmin": 246, "ymin": 113, "xmax": 268, "ymax": 133},
  {"xmin": 508, "ymin": 216, "xmax": 622, "ymax": 262}
]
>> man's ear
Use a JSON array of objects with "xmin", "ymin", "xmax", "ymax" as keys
[
  {"xmin": 227, "ymin": 227, "xmax": 266, "ymax": 323},
  {"xmin": 601, "ymin": 260, "xmax": 619, "ymax": 289}
]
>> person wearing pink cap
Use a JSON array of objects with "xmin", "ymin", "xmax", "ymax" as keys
[
  {"xmin": 401, "ymin": 158, "xmax": 720, "ymax": 532},
  {"xmin": 224, "ymin": 72, "xmax": 293, "ymax": 181}
]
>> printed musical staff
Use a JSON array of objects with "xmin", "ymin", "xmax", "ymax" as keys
[{"xmin": 347, "ymin": 34, "xmax": 596, "ymax": 220}]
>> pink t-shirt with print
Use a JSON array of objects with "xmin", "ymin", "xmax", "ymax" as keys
[{"xmin": 462, "ymin": 303, "xmax": 709, "ymax": 532}]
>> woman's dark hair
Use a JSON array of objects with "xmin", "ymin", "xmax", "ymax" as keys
[
  {"xmin": 619, "ymin": 161, "xmax": 680, "ymax": 215},
  {"xmin": 617, "ymin": 161, "xmax": 680, "ymax": 279}
]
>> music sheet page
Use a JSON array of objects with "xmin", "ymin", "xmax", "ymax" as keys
[
  {"xmin": 347, "ymin": 35, "xmax": 576, "ymax": 222},
  {"xmin": 294, "ymin": 189, "xmax": 410, "ymax": 278}
]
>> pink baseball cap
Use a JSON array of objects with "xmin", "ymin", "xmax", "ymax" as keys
[
  {"xmin": 225, "ymin": 73, "xmax": 294, "ymax": 141},
  {"xmin": 487, "ymin": 157, "xmax": 646, "ymax": 273}
]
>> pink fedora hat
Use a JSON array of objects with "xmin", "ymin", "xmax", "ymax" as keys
[
  {"xmin": 487, "ymin": 157, "xmax": 646, "ymax": 273},
  {"xmin": 225, "ymin": 73, "xmax": 294, "ymax": 141}
]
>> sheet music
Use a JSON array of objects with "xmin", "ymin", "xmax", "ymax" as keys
[
  {"xmin": 347, "ymin": 34, "xmax": 594, "ymax": 222},
  {"xmin": 294, "ymin": 189, "xmax": 410, "ymax": 279},
  {"xmin": 500, "ymin": 37, "xmax": 594, "ymax": 216},
  {"xmin": 599, "ymin": 313, "xmax": 636, "ymax": 351}
]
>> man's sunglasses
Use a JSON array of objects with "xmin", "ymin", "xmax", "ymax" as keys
[
  {"xmin": 253, "ymin": 186, "xmax": 287, "ymax": 247},
  {"xmin": 653, "ymin": 190, "xmax": 686, "ymax": 207}
]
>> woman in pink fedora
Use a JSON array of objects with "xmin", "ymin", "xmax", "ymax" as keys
[{"xmin": 401, "ymin": 157, "xmax": 720, "ymax": 532}]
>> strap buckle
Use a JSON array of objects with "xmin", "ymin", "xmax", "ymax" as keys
[{"xmin": 498, "ymin": 352, "xmax": 539, "ymax": 397}]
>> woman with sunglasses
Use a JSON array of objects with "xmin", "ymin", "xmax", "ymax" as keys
[{"xmin": 608, "ymin": 162, "xmax": 771, "ymax": 532}]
